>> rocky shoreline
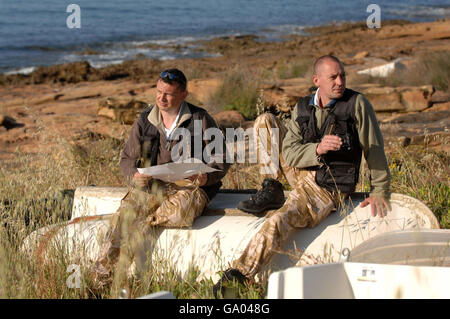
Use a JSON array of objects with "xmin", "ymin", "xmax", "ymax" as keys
[{"xmin": 0, "ymin": 19, "xmax": 449, "ymax": 162}]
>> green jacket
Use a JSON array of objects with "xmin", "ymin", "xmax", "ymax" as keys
[{"xmin": 282, "ymin": 92, "xmax": 391, "ymax": 198}]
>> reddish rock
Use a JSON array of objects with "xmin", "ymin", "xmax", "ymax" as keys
[
  {"xmin": 262, "ymin": 86, "xmax": 285, "ymax": 106},
  {"xmin": 188, "ymin": 78, "xmax": 222, "ymax": 105},
  {"xmin": 31, "ymin": 61, "xmax": 94, "ymax": 84},
  {"xmin": 423, "ymin": 101, "xmax": 450, "ymax": 112},
  {"xmin": 399, "ymin": 85, "xmax": 434, "ymax": 112},
  {"xmin": 97, "ymin": 97, "xmax": 148, "ymax": 124},
  {"xmin": 97, "ymin": 107, "xmax": 117, "ymax": 121},
  {"xmin": 261, "ymin": 84, "xmax": 308, "ymax": 111},
  {"xmin": 363, "ymin": 87, "xmax": 404, "ymax": 112},
  {"xmin": 380, "ymin": 110, "xmax": 448, "ymax": 124},
  {"xmin": 361, "ymin": 85, "xmax": 434, "ymax": 112},
  {"xmin": 213, "ymin": 110, "xmax": 245, "ymax": 129},
  {"xmin": 353, "ymin": 51, "xmax": 370, "ymax": 59},
  {"xmin": 430, "ymin": 90, "xmax": 450, "ymax": 104}
]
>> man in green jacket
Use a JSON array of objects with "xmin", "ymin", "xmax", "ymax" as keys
[{"xmin": 214, "ymin": 55, "xmax": 391, "ymax": 297}]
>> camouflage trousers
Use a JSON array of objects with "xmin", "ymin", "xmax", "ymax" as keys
[
  {"xmin": 232, "ymin": 113, "xmax": 343, "ymax": 278},
  {"xmin": 93, "ymin": 180, "xmax": 208, "ymax": 283}
]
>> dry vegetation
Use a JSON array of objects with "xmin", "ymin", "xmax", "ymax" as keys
[{"xmin": 0, "ymin": 106, "xmax": 448, "ymax": 299}]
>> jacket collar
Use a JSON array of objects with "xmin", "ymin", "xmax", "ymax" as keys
[
  {"xmin": 147, "ymin": 101, "xmax": 192, "ymax": 134},
  {"xmin": 310, "ymin": 88, "xmax": 338, "ymax": 109}
]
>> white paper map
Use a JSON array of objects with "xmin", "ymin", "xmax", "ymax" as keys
[{"xmin": 137, "ymin": 162, "xmax": 220, "ymax": 183}]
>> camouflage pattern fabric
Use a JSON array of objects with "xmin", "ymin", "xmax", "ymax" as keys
[
  {"xmin": 232, "ymin": 113, "xmax": 342, "ymax": 278},
  {"xmin": 92, "ymin": 180, "xmax": 208, "ymax": 287}
]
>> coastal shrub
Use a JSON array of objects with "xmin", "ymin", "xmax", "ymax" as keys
[
  {"xmin": 275, "ymin": 58, "xmax": 312, "ymax": 80},
  {"xmin": 422, "ymin": 51, "xmax": 450, "ymax": 92},
  {"xmin": 208, "ymin": 67, "xmax": 261, "ymax": 120}
]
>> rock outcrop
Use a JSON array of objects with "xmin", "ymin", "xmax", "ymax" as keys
[
  {"xmin": 0, "ymin": 19, "xmax": 449, "ymax": 161},
  {"xmin": 97, "ymin": 97, "xmax": 149, "ymax": 124}
]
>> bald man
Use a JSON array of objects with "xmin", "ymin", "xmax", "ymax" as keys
[{"xmin": 214, "ymin": 55, "xmax": 391, "ymax": 297}]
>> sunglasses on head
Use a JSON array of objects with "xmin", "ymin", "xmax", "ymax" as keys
[{"xmin": 160, "ymin": 71, "xmax": 183, "ymax": 82}]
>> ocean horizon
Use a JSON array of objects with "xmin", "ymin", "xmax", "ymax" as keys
[{"xmin": 1, "ymin": 0, "xmax": 449, "ymax": 74}]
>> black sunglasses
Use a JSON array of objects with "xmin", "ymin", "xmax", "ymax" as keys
[{"xmin": 160, "ymin": 71, "xmax": 184, "ymax": 82}]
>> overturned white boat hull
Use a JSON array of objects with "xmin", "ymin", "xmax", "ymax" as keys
[
  {"xmin": 23, "ymin": 187, "xmax": 440, "ymax": 282},
  {"xmin": 267, "ymin": 259, "xmax": 450, "ymax": 299},
  {"xmin": 267, "ymin": 228, "xmax": 450, "ymax": 299}
]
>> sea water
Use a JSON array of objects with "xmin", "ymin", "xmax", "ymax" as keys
[{"xmin": 0, "ymin": 0, "xmax": 449, "ymax": 73}]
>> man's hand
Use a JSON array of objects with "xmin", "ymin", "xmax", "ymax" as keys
[
  {"xmin": 133, "ymin": 172, "xmax": 152, "ymax": 188},
  {"xmin": 188, "ymin": 173, "xmax": 207, "ymax": 186},
  {"xmin": 360, "ymin": 196, "xmax": 391, "ymax": 218},
  {"xmin": 316, "ymin": 135, "xmax": 342, "ymax": 156}
]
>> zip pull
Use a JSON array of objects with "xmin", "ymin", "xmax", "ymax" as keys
[{"xmin": 328, "ymin": 123, "xmax": 335, "ymax": 135}]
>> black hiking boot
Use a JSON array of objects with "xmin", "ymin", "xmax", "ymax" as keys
[
  {"xmin": 237, "ymin": 178, "xmax": 285, "ymax": 215},
  {"xmin": 213, "ymin": 268, "xmax": 248, "ymax": 299}
]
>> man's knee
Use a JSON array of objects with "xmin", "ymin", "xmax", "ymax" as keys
[
  {"xmin": 155, "ymin": 188, "xmax": 207, "ymax": 227},
  {"xmin": 254, "ymin": 112, "xmax": 277, "ymax": 128}
]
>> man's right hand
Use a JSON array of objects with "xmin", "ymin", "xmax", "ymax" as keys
[
  {"xmin": 133, "ymin": 172, "xmax": 152, "ymax": 187},
  {"xmin": 316, "ymin": 135, "xmax": 342, "ymax": 156},
  {"xmin": 360, "ymin": 196, "xmax": 391, "ymax": 218}
]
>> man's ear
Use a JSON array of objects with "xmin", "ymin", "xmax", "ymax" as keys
[
  {"xmin": 312, "ymin": 74, "xmax": 320, "ymax": 87},
  {"xmin": 182, "ymin": 90, "xmax": 189, "ymax": 100}
]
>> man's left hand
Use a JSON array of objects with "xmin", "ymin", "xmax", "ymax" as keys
[
  {"xmin": 360, "ymin": 196, "xmax": 391, "ymax": 218},
  {"xmin": 188, "ymin": 173, "xmax": 207, "ymax": 186}
]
